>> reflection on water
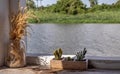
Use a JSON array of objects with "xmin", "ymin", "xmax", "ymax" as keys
[{"xmin": 27, "ymin": 24, "xmax": 120, "ymax": 57}]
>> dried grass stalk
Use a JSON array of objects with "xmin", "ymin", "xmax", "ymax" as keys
[
  {"xmin": 6, "ymin": 7, "xmax": 28, "ymax": 68},
  {"xmin": 9, "ymin": 7, "xmax": 28, "ymax": 41}
]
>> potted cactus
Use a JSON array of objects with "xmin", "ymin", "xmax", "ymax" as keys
[{"xmin": 50, "ymin": 48, "xmax": 88, "ymax": 70}]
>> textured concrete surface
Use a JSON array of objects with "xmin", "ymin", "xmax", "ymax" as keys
[
  {"xmin": 0, "ymin": 66, "xmax": 54, "ymax": 74},
  {"xmin": 0, "ymin": 69, "xmax": 36, "ymax": 74},
  {"xmin": 0, "ymin": 0, "xmax": 26, "ymax": 66},
  {"xmin": 0, "ymin": 66, "xmax": 120, "ymax": 74},
  {"xmin": 57, "ymin": 70, "xmax": 120, "ymax": 74},
  {"xmin": 0, "ymin": 0, "xmax": 9, "ymax": 66}
]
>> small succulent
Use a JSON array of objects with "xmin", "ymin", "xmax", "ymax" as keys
[
  {"xmin": 53, "ymin": 48, "xmax": 63, "ymax": 60},
  {"xmin": 76, "ymin": 48, "xmax": 87, "ymax": 61},
  {"xmin": 67, "ymin": 57, "xmax": 72, "ymax": 61},
  {"xmin": 64, "ymin": 57, "xmax": 73, "ymax": 61}
]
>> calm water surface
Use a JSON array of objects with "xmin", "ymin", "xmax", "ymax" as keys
[{"xmin": 27, "ymin": 24, "xmax": 120, "ymax": 57}]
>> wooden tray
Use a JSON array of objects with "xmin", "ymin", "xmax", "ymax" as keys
[{"xmin": 50, "ymin": 60, "xmax": 88, "ymax": 70}]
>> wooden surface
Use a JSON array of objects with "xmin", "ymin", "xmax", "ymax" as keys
[{"xmin": 50, "ymin": 60, "xmax": 87, "ymax": 70}]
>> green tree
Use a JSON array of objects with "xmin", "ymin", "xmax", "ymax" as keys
[
  {"xmin": 116, "ymin": 0, "xmax": 120, "ymax": 4},
  {"xmin": 27, "ymin": 0, "xmax": 36, "ymax": 9},
  {"xmin": 52, "ymin": 0, "xmax": 86, "ymax": 15},
  {"xmin": 89, "ymin": 0, "xmax": 98, "ymax": 7},
  {"xmin": 111, "ymin": 0, "xmax": 120, "ymax": 8},
  {"xmin": 115, "ymin": 0, "xmax": 120, "ymax": 6}
]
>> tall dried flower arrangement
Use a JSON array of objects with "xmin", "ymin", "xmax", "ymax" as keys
[{"xmin": 6, "ymin": 2, "xmax": 28, "ymax": 68}]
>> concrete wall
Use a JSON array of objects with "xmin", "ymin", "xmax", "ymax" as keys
[
  {"xmin": 0, "ymin": 0, "xmax": 26, "ymax": 66},
  {"xmin": 0, "ymin": 0, "xmax": 9, "ymax": 66},
  {"xmin": 9, "ymin": 0, "xmax": 26, "ymax": 14}
]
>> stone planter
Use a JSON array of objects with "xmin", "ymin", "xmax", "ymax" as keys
[{"xmin": 50, "ymin": 60, "xmax": 88, "ymax": 70}]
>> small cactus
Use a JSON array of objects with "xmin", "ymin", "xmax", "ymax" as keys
[
  {"xmin": 76, "ymin": 48, "xmax": 87, "ymax": 61},
  {"xmin": 53, "ymin": 48, "xmax": 63, "ymax": 60}
]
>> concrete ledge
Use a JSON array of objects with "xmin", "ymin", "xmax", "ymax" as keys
[
  {"xmin": 27, "ymin": 56, "xmax": 40, "ymax": 65},
  {"xmin": 26, "ymin": 54, "xmax": 75, "ymax": 69},
  {"xmin": 26, "ymin": 54, "xmax": 120, "ymax": 69},
  {"xmin": 87, "ymin": 56, "xmax": 120, "ymax": 69}
]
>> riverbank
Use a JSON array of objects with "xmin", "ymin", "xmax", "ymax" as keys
[{"xmin": 28, "ymin": 10, "xmax": 120, "ymax": 24}]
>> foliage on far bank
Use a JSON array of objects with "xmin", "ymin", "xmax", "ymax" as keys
[
  {"xmin": 27, "ymin": 0, "xmax": 120, "ymax": 24},
  {"xmin": 27, "ymin": 0, "xmax": 36, "ymax": 9},
  {"xmin": 50, "ymin": 0, "xmax": 86, "ymax": 15},
  {"xmin": 28, "ymin": 9, "xmax": 120, "ymax": 24}
]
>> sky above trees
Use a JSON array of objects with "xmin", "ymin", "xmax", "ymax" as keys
[{"xmin": 34, "ymin": 0, "xmax": 118, "ymax": 7}]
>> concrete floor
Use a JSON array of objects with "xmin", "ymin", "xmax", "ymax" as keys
[
  {"xmin": 57, "ymin": 70, "xmax": 120, "ymax": 74},
  {"xmin": 0, "ymin": 66, "xmax": 120, "ymax": 74}
]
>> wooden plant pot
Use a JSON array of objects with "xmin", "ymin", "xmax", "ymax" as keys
[{"xmin": 50, "ymin": 60, "xmax": 88, "ymax": 70}]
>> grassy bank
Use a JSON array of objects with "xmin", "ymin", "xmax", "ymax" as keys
[{"xmin": 28, "ymin": 10, "xmax": 120, "ymax": 24}]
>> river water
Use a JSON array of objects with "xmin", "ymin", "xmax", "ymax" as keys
[{"xmin": 27, "ymin": 24, "xmax": 120, "ymax": 57}]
